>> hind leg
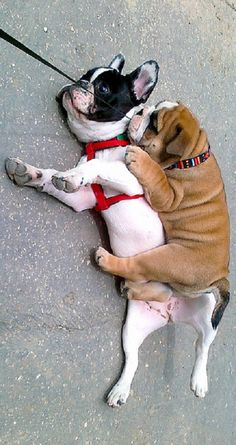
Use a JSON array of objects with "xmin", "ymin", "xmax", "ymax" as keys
[
  {"xmin": 173, "ymin": 293, "xmax": 217, "ymax": 398},
  {"xmin": 107, "ymin": 300, "xmax": 168, "ymax": 407},
  {"xmin": 5, "ymin": 157, "xmax": 96, "ymax": 211},
  {"xmin": 190, "ymin": 295, "xmax": 218, "ymax": 398},
  {"xmin": 121, "ymin": 280, "xmax": 173, "ymax": 302}
]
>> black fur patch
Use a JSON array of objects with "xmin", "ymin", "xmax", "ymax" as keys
[
  {"xmin": 211, "ymin": 291, "xmax": 230, "ymax": 329},
  {"xmin": 59, "ymin": 59, "xmax": 159, "ymax": 123}
]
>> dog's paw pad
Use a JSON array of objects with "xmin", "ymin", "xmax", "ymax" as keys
[
  {"xmin": 5, "ymin": 158, "xmax": 33, "ymax": 186},
  {"xmin": 52, "ymin": 175, "xmax": 65, "ymax": 191},
  {"xmin": 52, "ymin": 175, "xmax": 77, "ymax": 193}
]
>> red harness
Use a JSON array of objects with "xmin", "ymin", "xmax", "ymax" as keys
[{"xmin": 85, "ymin": 135, "xmax": 144, "ymax": 211}]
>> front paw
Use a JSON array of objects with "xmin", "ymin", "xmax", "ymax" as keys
[
  {"xmin": 125, "ymin": 145, "xmax": 150, "ymax": 177},
  {"xmin": 52, "ymin": 168, "xmax": 92, "ymax": 193},
  {"xmin": 5, "ymin": 157, "xmax": 42, "ymax": 186},
  {"xmin": 52, "ymin": 174, "xmax": 79, "ymax": 193}
]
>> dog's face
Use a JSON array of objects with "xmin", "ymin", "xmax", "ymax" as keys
[
  {"xmin": 129, "ymin": 101, "xmax": 208, "ymax": 167},
  {"xmin": 57, "ymin": 54, "xmax": 159, "ymax": 141}
]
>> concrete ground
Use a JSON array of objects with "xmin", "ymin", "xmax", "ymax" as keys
[{"xmin": 0, "ymin": 1, "xmax": 235, "ymax": 444}]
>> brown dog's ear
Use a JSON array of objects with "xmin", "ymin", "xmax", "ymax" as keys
[{"xmin": 165, "ymin": 106, "xmax": 200, "ymax": 158}]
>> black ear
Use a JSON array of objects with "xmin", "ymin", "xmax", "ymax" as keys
[
  {"xmin": 109, "ymin": 54, "xmax": 125, "ymax": 73},
  {"xmin": 127, "ymin": 61, "xmax": 159, "ymax": 104}
]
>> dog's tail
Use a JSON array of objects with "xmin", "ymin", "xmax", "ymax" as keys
[{"xmin": 211, "ymin": 278, "xmax": 230, "ymax": 329}]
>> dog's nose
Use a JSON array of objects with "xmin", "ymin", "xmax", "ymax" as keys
[{"xmin": 78, "ymin": 79, "xmax": 90, "ymax": 90}]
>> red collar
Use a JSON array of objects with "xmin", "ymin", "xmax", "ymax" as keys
[{"xmin": 85, "ymin": 134, "xmax": 144, "ymax": 211}]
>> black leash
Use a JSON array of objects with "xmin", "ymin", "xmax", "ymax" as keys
[
  {"xmin": 0, "ymin": 28, "xmax": 133, "ymax": 120},
  {"xmin": 0, "ymin": 29, "xmax": 76, "ymax": 83}
]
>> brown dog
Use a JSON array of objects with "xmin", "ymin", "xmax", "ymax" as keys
[{"xmin": 96, "ymin": 101, "xmax": 230, "ymax": 327}]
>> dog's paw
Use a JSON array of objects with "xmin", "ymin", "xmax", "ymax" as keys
[
  {"xmin": 52, "ymin": 166, "xmax": 96, "ymax": 193},
  {"xmin": 107, "ymin": 382, "xmax": 131, "ymax": 407},
  {"xmin": 125, "ymin": 145, "xmax": 150, "ymax": 177},
  {"xmin": 95, "ymin": 247, "xmax": 113, "ymax": 272},
  {"xmin": 5, "ymin": 157, "xmax": 42, "ymax": 186},
  {"xmin": 120, "ymin": 280, "xmax": 132, "ymax": 299},
  {"xmin": 190, "ymin": 369, "xmax": 208, "ymax": 398},
  {"xmin": 52, "ymin": 174, "xmax": 79, "ymax": 193}
]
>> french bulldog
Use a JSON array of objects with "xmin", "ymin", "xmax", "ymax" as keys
[{"xmin": 5, "ymin": 56, "xmax": 220, "ymax": 406}]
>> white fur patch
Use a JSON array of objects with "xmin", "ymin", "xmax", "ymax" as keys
[
  {"xmin": 132, "ymin": 102, "xmax": 178, "ymax": 142},
  {"xmin": 67, "ymin": 105, "xmax": 143, "ymax": 142},
  {"xmin": 90, "ymin": 68, "xmax": 112, "ymax": 83},
  {"xmin": 155, "ymin": 100, "xmax": 178, "ymax": 111}
]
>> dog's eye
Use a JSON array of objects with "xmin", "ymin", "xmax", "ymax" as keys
[{"xmin": 98, "ymin": 82, "xmax": 110, "ymax": 95}]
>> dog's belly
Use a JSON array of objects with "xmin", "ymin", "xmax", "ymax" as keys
[
  {"xmin": 142, "ymin": 293, "xmax": 213, "ymax": 323},
  {"xmin": 103, "ymin": 199, "xmax": 165, "ymax": 257}
]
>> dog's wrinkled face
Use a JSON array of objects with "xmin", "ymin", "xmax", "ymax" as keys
[
  {"xmin": 128, "ymin": 101, "xmax": 178, "ymax": 144},
  {"xmin": 57, "ymin": 54, "xmax": 159, "ymax": 140},
  {"xmin": 129, "ymin": 101, "xmax": 207, "ymax": 167}
]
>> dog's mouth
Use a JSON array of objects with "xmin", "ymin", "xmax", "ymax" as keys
[
  {"xmin": 63, "ymin": 90, "xmax": 94, "ymax": 120},
  {"xmin": 57, "ymin": 83, "xmax": 95, "ymax": 119},
  {"xmin": 69, "ymin": 93, "xmax": 90, "ymax": 117}
]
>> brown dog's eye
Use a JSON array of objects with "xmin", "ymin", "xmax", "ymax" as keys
[{"xmin": 176, "ymin": 124, "xmax": 182, "ymax": 135}]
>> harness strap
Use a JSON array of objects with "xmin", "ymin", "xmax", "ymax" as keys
[
  {"xmin": 91, "ymin": 184, "xmax": 144, "ymax": 211},
  {"xmin": 85, "ymin": 135, "xmax": 144, "ymax": 212},
  {"xmin": 86, "ymin": 138, "xmax": 130, "ymax": 161}
]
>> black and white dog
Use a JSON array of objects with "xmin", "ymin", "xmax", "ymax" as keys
[{"xmin": 6, "ymin": 55, "xmax": 218, "ymax": 407}]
